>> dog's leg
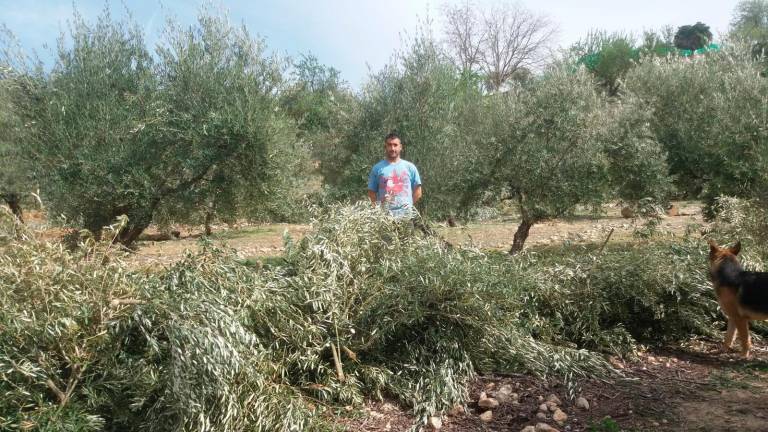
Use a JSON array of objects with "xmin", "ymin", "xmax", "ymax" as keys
[
  {"xmin": 723, "ymin": 318, "xmax": 737, "ymax": 351},
  {"xmin": 735, "ymin": 318, "xmax": 752, "ymax": 359}
]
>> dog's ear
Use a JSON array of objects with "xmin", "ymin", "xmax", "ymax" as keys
[
  {"xmin": 730, "ymin": 241, "xmax": 741, "ymax": 256},
  {"xmin": 708, "ymin": 239, "xmax": 719, "ymax": 256}
]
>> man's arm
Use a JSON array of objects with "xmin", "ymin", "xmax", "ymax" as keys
[
  {"xmin": 368, "ymin": 190, "xmax": 377, "ymax": 205},
  {"xmin": 413, "ymin": 185, "xmax": 422, "ymax": 203},
  {"xmin": 410, "ymin": 163, "xmax": 422, "ymax": 204}
]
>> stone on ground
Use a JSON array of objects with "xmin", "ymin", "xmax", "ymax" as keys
[
  {"xmin": 535, "ymin": 423, "xmax": 560, "ymax": 432},
  {"xmin": 575, "ymin": 397, "xmax": 590, "ymax": 410},
  {"xmin": 428, "ymin": 416, "xmax": 442, "ymax": 430},
  {"xmin": 553, "ymin": 408, "xmax": 568, "ymax": 425},
  {"xmin": 480, "ymin": 410, "xmax": 493, "ymax": 422},
  {"xmin": 546, "ymin": 394, "xmax": 562, "ymax": 405}
]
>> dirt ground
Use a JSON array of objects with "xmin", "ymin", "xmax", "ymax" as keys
[
  {"xmin": 97, "ymin": 201, "xmax": 705, "ymax": 268},
  {"xmin": 21, "ymin": 201, "xmax": 768, "ymax": 431},
  {"xmin": 341, "ymin": 340, "xmax": 768, "ymax": 432}
]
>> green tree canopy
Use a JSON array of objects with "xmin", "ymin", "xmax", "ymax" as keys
[
  {"xmin": 731, "ymin": 0, "xmax": 768, "ymax": 42},
  {"xmin": 3, "ymin": 7, "xmax": 306, "ymax": 244},
  {"xmin": 279, "ymin": 54, "xmax": 358, "ymax": 185},
  {"xmin": 464, "ymin": 66, "xmax": 670, "ymax": 252},
  {"xmin": 674, "ymin": 22, "xmax": 713, "ymax": 51},
  {"xmin": 572, "ymin": 30, "xmax": 639, "ymax": 96},
  {"xmin": 730, "ymin": 0, "xmax": 768, "ymax": 62},
  {"xmin": 626, "ymin": 44, "xmax": 768, "ymax": 211}
]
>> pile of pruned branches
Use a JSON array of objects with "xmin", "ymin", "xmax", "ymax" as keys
[{"xmin": 2, "ymin": 204, "xmax": 737, "ymax": 431}]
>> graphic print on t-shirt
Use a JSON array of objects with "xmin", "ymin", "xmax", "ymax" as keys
[{"xmin": 381, "ymin": 170, "xmax": 409, "ymax": 204}]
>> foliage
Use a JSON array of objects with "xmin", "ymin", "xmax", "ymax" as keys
[
  {"xmin": 674, "ymin": 22, "xmax": 713, "ymax": 52},
  {"xmin": 3, "ymin": 8, "xmax": 158, "ymax": 241},
  {"xmin": 0, "ymin": 204, "xmax": 618, "ymax": 430},
  {"xmin": 281, "ymin": 53, "xmax": 349, "ymax": 134},
  {"xmin": 572, "ymin": 30, "xmax": 639, "ymax": 96},
  {"xmin": 640, "ymin": 26, "xmax": 677, "ymax": 57},
  {"xmin": 2, "ymin": 7, "xmax": 308, "ymax": 243},
  {"xmin": 461, "ymin": 65, "xmax": 671, "ymax": 252},
  {"xmin": 587, "ymin": 417, "xmax": 621, "ymax": 432},
  {"xmin": 518, "ymin": 240, "xmax": 719, "ymax": 356},
  {"xmin": 625, "ymin": 44, "xmax": 768, "ymax": 206},
  {"xmin": 2, "ymin": 202, "xmax": 756, "ymax": 429},
  {"xmin": 730, "ymin": 0, "xmax": 768, "ymax": 72},
  {"xmin": 730, "ymin": 0, "xmax": 768, "ymax": 44},
  {"xmin": 0, "ymin": 77, "xmax": 25, "ymax": 194},
  {"xmin": 0, "ymin": 73, "xmax": 29, "ymax": 221},
  {"xmin": 152, "ymin": 10, "xmax": 309, "ymax": 227},
  {"xmin": 280, "ymin": 53, "xmax": 359, "ymax": 186},
  {"xmin": 706, "ymin": 196, "xmax": 768, "ymax": 257},
  {"xmin": 602, "ymin": 95, "xmax": 675, "ymax": 206}
]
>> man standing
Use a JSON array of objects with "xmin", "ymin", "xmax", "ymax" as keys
[{"xmin": 367, "ymin": 132, "xmax": 422, "ymax": 217}]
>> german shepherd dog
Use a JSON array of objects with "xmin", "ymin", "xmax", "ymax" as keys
[{"xmin": 708, "ymin": 240, "xmax": 768, "ymax": 358}]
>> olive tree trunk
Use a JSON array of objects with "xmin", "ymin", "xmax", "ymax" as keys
[
  {"xmin": 509, "ymin": 219, "xmax": 534, "ymax": 254},
  {"xmin": 2, "ymin": 192, "xmax": 24, "ymax": 224}
]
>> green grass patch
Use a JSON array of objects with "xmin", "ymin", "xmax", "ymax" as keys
[{"xmin": 587, "ymin": 417, "xmax": 622, "ymax": 432}]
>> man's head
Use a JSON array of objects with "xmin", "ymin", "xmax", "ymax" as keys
[{"xmin": 384, "ymin": 132, "xmax": 402, "ymax": 162}]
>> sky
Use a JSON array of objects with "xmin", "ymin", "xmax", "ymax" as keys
[{"xmin": 0, "ymin": 0, "xmax": 740, "ymax": 89}]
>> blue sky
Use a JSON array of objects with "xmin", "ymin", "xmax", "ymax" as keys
[{"xmin": 0, "ymin": 0, "xmax": 739, "ymax": 89}]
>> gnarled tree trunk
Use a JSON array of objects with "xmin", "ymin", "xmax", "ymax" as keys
[
  {"xmin": 509, "ymin": 194, "xmax": 536, "ymax": 254},
  {"xmin": 509, "ymin": 219, "xmax": 534, "ymax": 254},
  {"xmin": 2, "ymin": 192, "xmax": 24, "ymax": 224},
  {"xmin": 204, "ymin": 210, "xmax": 214, "ymax": 236}
]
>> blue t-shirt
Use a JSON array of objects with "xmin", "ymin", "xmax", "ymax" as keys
[{"xmin": 367, "ymin": 159, "xmax": 422, "ymax": 216}]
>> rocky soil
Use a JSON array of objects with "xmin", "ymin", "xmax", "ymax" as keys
[{"xmin": 343, "ymin": 340, "xmax": 768, "ymax": 431}]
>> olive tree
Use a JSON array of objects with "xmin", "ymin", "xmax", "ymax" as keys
[
  {"xmin": 464, "ymin": 66, "xmax": 671, "ymax": 253},
  {"xmin": 3, "ymin": 9, "xmax": 158, "ymax": 241},
  {"xmin": 151, "ymin": 12, "xmax": 308, "ymax": 233},
  {"xmin": 4, "ymin": 8, "xmax": 305, "ymax": 244},
  {"xmin": 0, "ymin": 78, "xmax": 27, "ymax": 222},
  {"xmin": 625, "ymin": 44, "xmax": 768, "ymax": 210},
  {"xmin": 730, "ymin": 0, "xmax": 768, "ymax": 43},
  {"xmin": 730, "ymin": 0, "xmax": 768, "ymax": 67},
  {"xmin": 280, "ymin": 54, "xmax": 358, "ymax": 186}
]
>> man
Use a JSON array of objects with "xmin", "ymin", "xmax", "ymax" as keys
[{"xmin": 367, "ymin": 132, "xmax": 422, "ymax": 217}]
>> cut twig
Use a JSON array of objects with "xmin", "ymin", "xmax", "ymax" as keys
[
  {"xmin": 109, "ymin": 298, "xmax": 145, "ymax": 308},
  {"xmin": 342, "ymin": 346, "xmax": 358, "ymax": 362},
  {"xmin": 62, "ymin": 365, "xmax": 83, "ymax": 407},
  {"xmin": 331, "ymin": 343, "xmax": 345, "ymax": 382},
  {"xmin": 598, "ymin": 228, "xmax": 614, "ymax": 254},
  {"xmin": 46, "ymin": 379, "xmax": 66, "ymax": 405}
]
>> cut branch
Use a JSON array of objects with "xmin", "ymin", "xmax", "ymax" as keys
[
  {"xmin": 330, "ymin": 343, "xmax": 345, "ymax": 382},
  {"xmin": 46, "ymin": 379, "xmax": 66, "ymax": 405}
]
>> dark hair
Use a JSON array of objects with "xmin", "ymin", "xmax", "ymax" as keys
[{"xmin": 384, "ymin": 132, "xmax": 401, "ymax": 143}]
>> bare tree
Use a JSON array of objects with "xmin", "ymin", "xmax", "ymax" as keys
[
  {"xmin": 441, "ymin": 1, "xmax": 556, "ymax": 90},
  {"xmin": 442, "ymin": 1, "xmax": 485, "ymax": 72}
]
